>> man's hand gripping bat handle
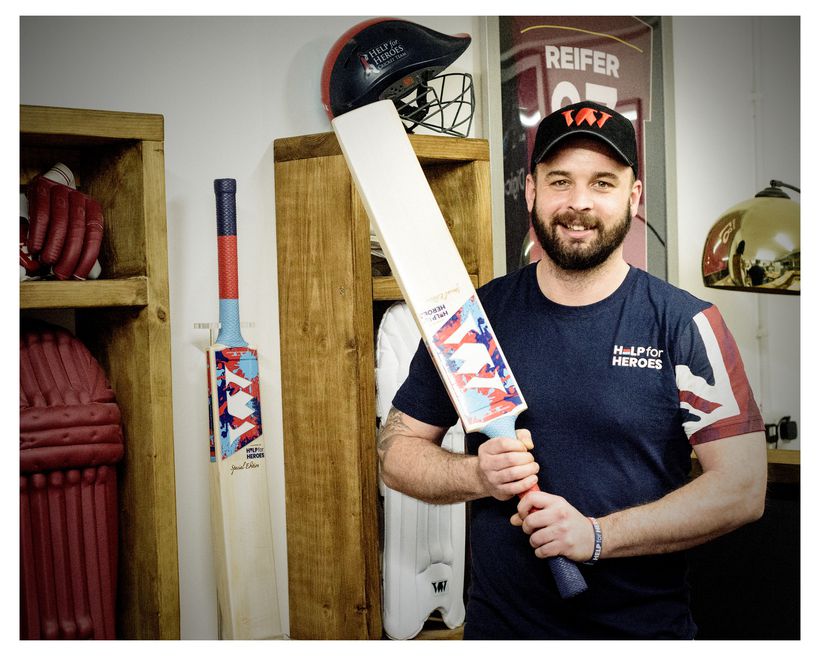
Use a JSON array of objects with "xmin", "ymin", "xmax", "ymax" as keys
[{"xmin": 483, "ymin": 414, "xmax": 588, "ymax": 599}]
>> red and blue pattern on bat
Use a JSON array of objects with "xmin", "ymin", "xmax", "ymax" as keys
[
  {"xmin": 214, "ymin": 347, "xmax": 263, "ymax": 460},
  {"xmin": 430, "ymin": 295, "xmax": 524, "ymax": 428}
]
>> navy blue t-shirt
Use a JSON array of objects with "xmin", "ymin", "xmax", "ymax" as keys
[{"xmin": 392, "ymin": 264, "xmax": 763, "ymax": 639}]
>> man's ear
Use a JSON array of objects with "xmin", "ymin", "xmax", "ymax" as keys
[
  {"xmin": 525, "ymin": 171, "xmax": 536, "ymax": 213},
  {"xmin": 630, "ymin": 177, "xmax": 643, "ymax": 217}
]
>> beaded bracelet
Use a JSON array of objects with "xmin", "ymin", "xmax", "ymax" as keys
[{"xmin": 584, "ymin": 517, "xmax": 602, "ymax": 565}]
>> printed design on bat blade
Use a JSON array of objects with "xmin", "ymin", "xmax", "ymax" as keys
[
  {"xmin": 431, "ymin": 295, "xmax": 523, "ymax": 425},
  {"xmin": 215, "ymin": 348, "xmax": 263, "ymax": 459}
]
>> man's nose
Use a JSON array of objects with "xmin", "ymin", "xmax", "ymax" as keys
[{"xmin": 567, "ymin": 185, "xmax": 593, "ymax": 213}]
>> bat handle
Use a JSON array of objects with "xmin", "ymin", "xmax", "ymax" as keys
[
  {"xmin": 213, "ymin": 179, "xmax": 247, "ymax": 347},
  {"xmin": 482, "ymin": 415, "xmax": 588, "ymax": 599}
]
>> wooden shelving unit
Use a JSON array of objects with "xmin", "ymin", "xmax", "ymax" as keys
[
  {"xmin": 20, "ymin": 105, "xmax": 180, "ymax": 639},
  {"xmin": 274, "ymin": 130, "xmax": 492, "ymax": 639}
]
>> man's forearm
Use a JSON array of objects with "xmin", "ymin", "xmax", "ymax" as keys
[
  {"xmin": 599, "ymin": 474, "xmax": 755, "ymax": 558},
  {"xmin": 598, "ymin": 434, "xmax": 767, "ymax": 558},
  {"xmin": 378, "ymin": 408, "xmax": 484, "ymax": 504}
]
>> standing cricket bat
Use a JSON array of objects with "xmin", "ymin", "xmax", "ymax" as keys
[
  {"xmin": 207, "ymin": 178, "xmax": 281, "ymax": 638},
  {"xmin": 332, "ymin": 101, "xmax": 587, "ymax": 599}
]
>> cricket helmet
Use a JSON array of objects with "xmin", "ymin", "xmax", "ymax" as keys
[{"xmin": 321, "ymin": 17, "xmax": 474, "ymax": 137}]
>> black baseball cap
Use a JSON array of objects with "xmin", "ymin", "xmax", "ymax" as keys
[{"xmin": 530, "ymin": 100, "xmax": 638, "ymax": 176}]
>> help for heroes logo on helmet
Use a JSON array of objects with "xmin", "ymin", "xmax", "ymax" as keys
[
  {"xmin": 321, "ymin": 18, "xmax": 475, "ymax": 137},
  {"xmin": 358, "ymin": 39, "xmax": 407, "ymax": 74}
]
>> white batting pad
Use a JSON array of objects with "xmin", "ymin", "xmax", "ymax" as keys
[{"xmin": 375, "ymin": 302, "xmax": 466, "ymax": 639}]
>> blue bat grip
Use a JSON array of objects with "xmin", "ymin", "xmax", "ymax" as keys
[
  {"xmin": 482, "ymin": 414, "xmax": 588, "ymax": 599},
  {"xmin": 214, "ymin": 178, "xmax": 237, "ymax": 236}
]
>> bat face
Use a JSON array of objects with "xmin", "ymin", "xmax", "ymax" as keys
[
  {"xmin": 210, "ymin": 346, "xmax": 264, "ymax": 461},
  {"xmin": 332, "ymin": 101, "xmax": 526, "ymax": 434}
]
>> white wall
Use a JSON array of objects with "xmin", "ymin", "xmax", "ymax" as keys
[
  {"xmin": 670, "ymin": 16, "xmax": 800, "ymax": 445},
  {"xmin": 19, "ymin": 14, "xmax": 800, "ymax": 640},
  {"xmin": 19, "ymin": 15, "xmax": 485, "ymax": 639}
]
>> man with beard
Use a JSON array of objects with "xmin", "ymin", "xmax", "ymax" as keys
[{"xmin": 378, "ymin": 101, "xmax": 766, "ymax": 638}]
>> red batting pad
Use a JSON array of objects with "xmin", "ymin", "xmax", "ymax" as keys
[
  {"xmin": 20, "ymin": 467, "xmax": 119, "ymax": 639},
  {"xmin": 20, "ymin": 322, "xmax": 123, "ymax": 639}
]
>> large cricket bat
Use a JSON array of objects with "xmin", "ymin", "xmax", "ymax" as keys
[
  {"xmin": 332, "ymin": 101, "xmax": 587, "ymax": 599},
  {"xmin": 207, "ymin": 178, "xmax": 281, "ymax": 638}
]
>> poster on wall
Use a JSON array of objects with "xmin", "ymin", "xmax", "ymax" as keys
[{"xmin": 500, "ymin": 16, "xmax": 656, "ymax": 273}]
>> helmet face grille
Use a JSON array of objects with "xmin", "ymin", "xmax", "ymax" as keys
[{"xmin": 388, "ymin": 72, "xmax": 475, "ymax": 137}]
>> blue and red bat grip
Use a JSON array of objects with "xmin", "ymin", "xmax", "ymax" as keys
[
  {"xmin": 482, "ymin": 414, "xmax": 588, "ymax": 599},
  {"xmin": 213, "ymin": 179, "xmax": 246, "ymax": 347}
]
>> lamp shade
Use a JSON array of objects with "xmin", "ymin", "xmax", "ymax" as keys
[{"xmin": 702, "ymin": 182, "xmax": 800, "ymax": 294}]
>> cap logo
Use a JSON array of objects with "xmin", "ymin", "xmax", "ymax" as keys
[{"xmin": 561, "ymin": 107, "xmax": 612, "ymax": 129}]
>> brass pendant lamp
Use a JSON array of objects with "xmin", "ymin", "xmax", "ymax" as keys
[{"xmin": 702, "ymin": 180, "xmax": 800, "ymax": 294}]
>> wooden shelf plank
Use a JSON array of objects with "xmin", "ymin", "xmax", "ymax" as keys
[
  {"xmin": 766, "ymin": 448, "xmax": 800, "ymax": 484},
  {"xmin": 411, "ymin": 134, "xmax": 490, "ymax": 163},
  {"xmin": 21, "ymin": 105, "xmax": 163, "ymax": 142},
  {"xmin": 765, "ymin": 448, "xmax": 799, "ymax": 466},
  {"xmin": 273, "ymin": 130, "xmax": 489, "ymax": 164},
  {"xmin": 20, "ymin": 278, "xmax": 150, "ymax": 309},
  {"xmin": 372, "ymin": 274, "xmax": 480, "ymax": 301},
  {"xmin": 415, "ymin": 626, "xmax": 465, "ymax": 640}
]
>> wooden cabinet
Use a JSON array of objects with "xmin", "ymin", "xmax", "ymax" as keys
[
  {"xmin": 274, "ymin": 131, "xmax": 493, "ymax": 639},
  {"xmin": 20, "ymin": 105, "xmax": 179, "ymax": 639}
]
